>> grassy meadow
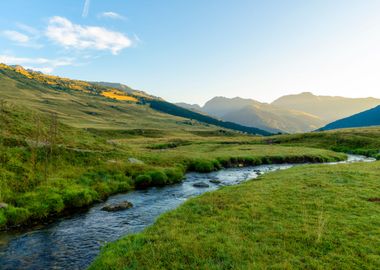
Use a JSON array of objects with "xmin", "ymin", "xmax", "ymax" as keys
[
  {"xmin": 0, "ymin": 64, "xmax": 351, "ymax": 230},
  {"xmin": 90, "ymin": 161, "xmax": 380, "ymax": 270},
  {"xmin": 264, "ymin": 128, "xmax": 380, "ymax": 159},
  {"xmin": 0, "ymin": 99, "xmax": 346, "ymax": 229}
]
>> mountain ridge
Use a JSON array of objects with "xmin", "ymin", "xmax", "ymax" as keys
[
  {"xmin": 177, "ymin": 92, "xmax": 380, "ymax": 133},
  {"xmin": 320, "ymin": 105, "xmax": 380, "ymax": 131},
  {"xmin": 178, "ymin": 96, "xmax": 326, "ymax": 133}
]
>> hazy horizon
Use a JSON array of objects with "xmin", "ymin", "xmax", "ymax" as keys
[{"xmin": 1, "ymin": 0, "xmax": 380, "ymax": 105}]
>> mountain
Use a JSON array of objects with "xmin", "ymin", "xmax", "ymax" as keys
[
  {"xmin": 175, "ymin": 102, "xmax": 203, "ymax": 112},
  {"xmin": 203, "ymin": 97, "xmax": 261, "ymax": 117},
  {"xmin": 0, "ymin": 63, "xmax": 270, "ymax": 136},
  {"xmin": 320, "ymin": 105, "xmax": 380, "ymax": 131},
  {"xmin": 200, "ymin": 96, "xmax": 325, "ymax": 133},
  {"xmin": 272, "ymin": 92, "xmax": 380, "ymax": 122}
]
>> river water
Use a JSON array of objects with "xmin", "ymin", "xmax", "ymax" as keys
[{"xmin": 0, "ymin": 155, "xmax": 375, "ymax": 270}]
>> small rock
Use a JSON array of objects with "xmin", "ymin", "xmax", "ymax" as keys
[
  {"xmin": 0, "ymin": 203, "xmax": 8, "ymax": 209},
  {"xmin": 209, "ymin": 179, "xmax": 221, "ymax": 184},
  {"xmin": 128, "ymin": 158, "xmax": 144, "ymax": 164},
  {"xmin": 193, "ymin": 182, "xmax": 210, "ymax": 188},
  {"xmin": 101, "ymin": 201, "xmax": 133, "ymax": 212}
]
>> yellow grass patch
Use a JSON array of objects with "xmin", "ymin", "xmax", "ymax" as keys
[{"xmin": 102, "ymin": 90, "xmax": 138, "ymax": 102}]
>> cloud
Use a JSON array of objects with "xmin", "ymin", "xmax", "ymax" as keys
[
  {"xmin": 99, "ymin": 12, "xmax": 126, "ymax": 20},
  {"xmin": 24, "ymin": 66, "xmax": 54, "ymax": 73},
  {"xmin": 46, "ymin": 16, "xmax": 132, "ymax": 55},
  {"xmin": 82, "ymin": 0, "xmax": 91, "ymax": 18},
  {"xmin": 2, "ymin": 30, "xmax": 30, "ymax": 43},
  {"xmin": 2, "ymin": 25, "xmax": 43, "ymax": 49},
  {"xmin": 0, "ymin": 54, "xmax": 75, "ymax": 73},
  {"xmin": 16, "ymin": 23, "xmax": 40, "ymax": 35}
]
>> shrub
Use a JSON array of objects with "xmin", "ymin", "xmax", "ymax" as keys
[
  {"xmin": 149, "ymin": 171, "xmax": 168, "ymax": 186},
  {"xmin": 134, "ymin": 174, "xmax": 152, "ymax": 189},
  {"xmin": 116, "ymin": 180, "xmax": 132, "ymax": 193},
  {"xmin": 0, "ymin": 210, "xmax": 6, "ymax": 229},
  {"xmin": 16, "ymin": 190, "xmax": 65, "ymax": 219},
  {"xmin": 62, "ymin": 187, "xmax": 97, "ymax": 208},
  {"xmin": 191, "ymin": 160, "xmax": 215, "ymax": 173},
  {"xmin": 164, "ymin": 168, "xmax": 184, "ymax": 184},
  {"xmin": 92, "ymin": 182, "xmax": 116, "ymax": 199},
  {"xmin": 4, "ymin": 206, "xmax": 31, "ymax": 226},
  {"xmin": 44, "ymin": 192, "xmax": 65, "ymax": 213}
]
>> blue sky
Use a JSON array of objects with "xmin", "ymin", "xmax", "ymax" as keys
[{"xmin": 1, "ymin": 0, "xmax": 380, "ymax": 105}]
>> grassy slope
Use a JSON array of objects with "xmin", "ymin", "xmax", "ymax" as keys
[
  {"xmin": 0, "ymin": 68, "xmax": 345, "ymax": 229},
  {"xmin": 90, "ymin": 161, "xmax": 380, "ymax": 270},
  {"xmin": 264, "ymin": 127, "xmax": 380, "ymax": 159},
  {"xmin": 0, "ymin": 64, "xmax": 270, "ymax": 135}
]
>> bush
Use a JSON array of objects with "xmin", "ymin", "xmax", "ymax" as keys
[
  {"xmin": 4, "ymin": 206, "xmax": 31, "ymax": 226},
  {"xmin": 149, "ymin": 171, "xmax": 168, "ymax": 186},
  {"xmin": 92, "ymin": 182, "xmax": 115, "ymax": 199},
  {"xmin": 134, "ymin": 174, "xmax": 152, "ymax": 189},
  {"xmin": 44, "ymin": 192, "xmax": 65, "ymax": 213},
  {"xmin": 190, "ymin": 160, "xmax": 215, "ymax": 173},
  {"xmin": 164, "ymin": 168, "xmax": 184, "ymax": 184},
  {"xmin": 16, "ymin": 190, "xmax": 65, "ymax": 219},
  {"xmin": 62, "ymin": 187, "xmax": 97, "ymax": 208},
  {"xmin": 0, "ymin": 210, "xmax": 6, "ymax": 229}
]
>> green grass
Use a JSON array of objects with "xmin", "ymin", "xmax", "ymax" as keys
[
  {"xmin": 89, "ymin": 161, "xmax": 380, "ymax": 270},
  {"xmin": 0, "ymin": 99, "xmax": 345, "ymax": 229},
  {"xmin": 264, "ymin": 128, "xmax": 380, "ymax": 159}
]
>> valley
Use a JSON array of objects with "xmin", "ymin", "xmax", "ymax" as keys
[
  {"xmin": 1, "ymin": 2, "xmax": 380, "ymax": 269},
  {"xmin": 0, "ymin": 64, "xmax": 379, "ymax": 270}
]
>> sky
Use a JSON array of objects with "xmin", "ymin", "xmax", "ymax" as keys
[{"xmin": 1, "ymin": 0, "xmax": 380, "ymax": 105}]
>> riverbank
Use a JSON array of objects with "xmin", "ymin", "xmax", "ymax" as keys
[
  {"xmin": 0, "ymin": 162, "xmax": 298, "ymax": 269},
  {"xmin": 0, "ymin": 145, "xmax": 345, "ymax": 231},
  {"xmin": 90, "ymin": 161, "xmax": 380, "ymax": 269}
]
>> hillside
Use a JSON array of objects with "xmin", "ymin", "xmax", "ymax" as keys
[
  {"xmin": 0, "ymin": 64, "xmax": 269, "ymax": 135},
  {"xmin": 192, "ymin": 96, "xmax": 325, "ymax": 133},
  {"xmin": 272, "ymin": 92, "xmax": 380, "ymax": 122},
  {"xmin": 92, "ymin": 81, "xmax": 155, "ymax": 99},
  {"xmin": 320, "ymin": 105, "xmax": 380, "ymax": 131},
  {"xmin": 263, "ymin": 126, "xmax": 380, "ymax": 158},
  {"xmin": 175, "ymin": 102, "xmax": 203, "ymax": 112}
]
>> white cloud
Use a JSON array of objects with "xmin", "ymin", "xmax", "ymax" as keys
[
  {"xmin": 24, "ymin": 66, "xmax": 54, "ymax": 73},
  {"xmin": 2, "ymin": 30, "xmax": 30, "ymax": 43},
  {"xmin": 46, "ymin": 16, "xmax": 132, "ymax": 55},
  {"xmin": 0, "ymin": 55, "xmax": 75, "ymax": 73},
  {"xmin": 82, "ymin": 0, "xmax": 91, "ymax": 18},
  {"xmin": 99, "ymin": 12, "xmax": 126, "ymax": 20},
  {"xmin": 16, "ymin": 23, "xmax": 40, "ymax": 35},
  {"xmin": 3, "ymin": 25, "xmax": 43, "ymax": 49}
]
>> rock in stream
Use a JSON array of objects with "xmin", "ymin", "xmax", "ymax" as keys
[{"xmin": 101, "ymin": 201, "xmax": 133, "ymax": 212}]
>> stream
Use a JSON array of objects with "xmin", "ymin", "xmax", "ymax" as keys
[{"xmin": 0, "ymin": 155, "xmax": 375, "ymax": 270}]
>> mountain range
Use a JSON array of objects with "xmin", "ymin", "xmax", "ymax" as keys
[
  {"xmin": 0, "ymin": 63, "xmax": 270, "ymax": 136},
  {"xmin": 177, "ymin": 93, "xmax": 380, "ymax": 133},
  {"xmin": 2, "ymin": 63, "xmax": 379, "ymax": 135},
  {"xmin": 320, "ymin": 105, "xmax": 380, "ymax": 131}
]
